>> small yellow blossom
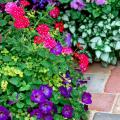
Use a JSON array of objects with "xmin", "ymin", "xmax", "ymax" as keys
[{"xmin": 1, "ymin": 80, "xmax": 8, "ymax": 92}]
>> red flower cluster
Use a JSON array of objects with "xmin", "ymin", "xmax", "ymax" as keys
[
  {"xmin": 74, "ymin": 53, "xmax": 89, "ymax": 73},
  {"xmin": 34, "ymin": 36, "xmax": 44, "ymax": 44},
  {"xmin": 36, "ymin": 24, "xmax": 50, "ymax": 35},
  {"xmin": 49, "ymin": 7, "xmax": 60, "ymax": 18},
  {"xmin": 55, "ymin": 22, "xmax": 64, "ymax": 32},
  {"xmin": 34, "ymin": 24, "xmax": 57, "ymax": 49},
  {"xmin": 5, "ymin": 2, "xmax": 30, "ymax": 29},
  {"xmin": 14, "ymin": 16, "xmax": 30, "ymax": 29},
  {"xmin": 20, "ymin": 0, "xmax": 30, "ymax": 7}
]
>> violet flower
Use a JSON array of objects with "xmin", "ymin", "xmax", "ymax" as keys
[
  {"xmin": 65, "ymin": 33, "xmax": 72, "ymax": 47},
  {"xmin": 50, "ymin": 42, "xmax": 62, "ymax": 55},
  {"xmin": 95, "ymin": 0, "xmax": 106, "ymax": 5},
  {"xmin": 0, "ymin": 106, "xmax": 10, "ymax": 120},
  {"xmin": 59, "ymin": 86, "xmax": 72, "ymax": 98},
  {"xmin": 82, "ymin": 92, "xmax": 92, "ymax": 104},
  {"xmin": 70, "ymin": 0, "xmax": 85, "ymax": 11},
  {"xmin": 62, "ymin": 105, "xmax": 73, "ymax": 119},
  {"xmin": 30, "ymin": 89, "xmax": 46, "ymax": 103},
  {"xmin": 30, "ymin": 108, "xmax": 43, "ymax": 119},
  {"xmin": 40, "ymin": 85, "xmax": 53, "ymax": 99},
  {"xmin": 44, "ymin": 114, "xmax": 53, "ymax": 120},
  {"xmin": 39, "ymin": 101, "xmax": 53, "ymax": 114}
]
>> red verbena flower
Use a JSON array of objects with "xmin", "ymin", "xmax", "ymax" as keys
[
  {"xmin": 14, "ymin": 16, "xmax": 30, "ymax": 29},
  {"xmin": 20, "ymin": 0, "xmax": 30, "ymax": 7},
  {"xmin": 34, "ymin": 36, "xmax": 44, "ymax": 44},
  {"xmin": 49, "ymin": 7, "xmax": 60, "ymax": 18},
  {"xmin": 36, "ymin": 24, "xmax": 50, "ymax": 35},
  {"xmin": 78, "ymin": 54, "xmax": 89, "ymax": 73},
  {"xmin": 55, "ymin": 22, "xmax": 64, "ymax": 32}
]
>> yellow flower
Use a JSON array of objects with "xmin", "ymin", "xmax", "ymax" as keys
[{"xmin": 1, "ymin": 80, "xmax": 8, "ymax": 92}]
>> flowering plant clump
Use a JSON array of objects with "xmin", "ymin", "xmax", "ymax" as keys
[{"xmin": 0, "ymin": 0, "xmax": 91, "ymax": 120}]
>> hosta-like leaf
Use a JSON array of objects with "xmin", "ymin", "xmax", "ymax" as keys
[
  {"xmin": 115, "ymin": 41, "xmax": 120, "ymax": 50},
  {"xmin": 115, "ymin": 21, "xmax": 120, "ymax": 26},
  {"xmin": 101, "ymin": 53, "xmax": 109, "ymax": 62},
  {"xmin": 103, "ymin": 45, "xmax": 111, "ymax": 52},
  {"xmin": 91, "ymin": 37, "xmax": 101, "ymax": 43},
  {"xmin": 69, "ymin": 26, "xmax": 75, "ymax": 33},
  {"xmin": 95, "ymin": 51, "xmax": 102, "ymax": 58}
]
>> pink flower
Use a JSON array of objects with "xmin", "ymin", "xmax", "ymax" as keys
[
  {"xmin": 14, "ymin": 16, "xmax": 30, "ymax": 29},
  {"xmin": 95, "ymin": 0, "xmax": 106, "ymax": 5},
  {"xmin": 5, "ymin": 2, "xmax": 17, "ymax": 14},
  {"xmin": 62, "ymin": 47, "xmax": 73, "ymax": 55},
  {"xmin": 36, "ymin": 24, "xmax": 50, "ymax": 35},
  {"xmin": 49, "ymin": 7, "xmax": 60, "ymax": 18},
  {"xmin": 5, "ymin": 2, "xmax": 25, "ymax": 18},
  {"xmin": 42, "ymin": 35, "xmax": 57, "ymax": 49}
]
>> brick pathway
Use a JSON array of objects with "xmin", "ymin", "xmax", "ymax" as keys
[{"xmin": 85, "ymin": 63, "xmax": 120, "ymax": 120}]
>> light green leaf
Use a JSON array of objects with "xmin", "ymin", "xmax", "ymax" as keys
[{"xmin": 103, "ymin": 45, "xmax": 111, "ymax": 52}]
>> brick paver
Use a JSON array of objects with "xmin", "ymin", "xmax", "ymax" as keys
[
  {"xmin": 89, "ymin": 93, "xmax": 115, "ymax": 112},
  {"xmin": 105, "ymin": 67, "xmax": 120, "ymax": 93},
  {"xmin": 113, "ymin": 95, "xmax": 120, "ymax": 114},
  {"xmin": 93, "ymin": 113, "xmax": 120, "ymax": 120},
  {"xmin": 86, "ymin": 63, "xmax": 115, "ymax": 74},
  {"xmin": 85, "ymin": 74, "xmax": 109, "ymax": 93},
  {"xmin": 86, "ymin": 63, "xmax": 120, "ymax": 120}
]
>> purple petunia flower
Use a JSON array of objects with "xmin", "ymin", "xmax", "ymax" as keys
[
  {"xmin": 95, "ymin": 0, "xmax": 106, "ymax": 5},
  {"xmin": 70, "ymin": 0, "xmax": 85, "ymax": 11},
  {"xmin": 44, "ymin": 114, "xmax": 53, "ymax": 120},
  {"xmin": 50, "ymin": 42, "xmax": 62, "ymax": 55},
  {"xmin": 39, "ymin": 101, "xmax": 53, "ymax": 114},
  {"xmin": 59, "ymin": 86, "xmax": 72, "ymax": 98},
  {"xmin": 40, "ymin": 85, "xmax": 53, "ymax": 99},
  {"xmin": 65, "ymin": 33, "xmax": 72, "ymax": 47},
  {"xmin": 62, "ymin": 105, "xmax": 73, "ymax": 119},
  {"xmin": 82, "ymin": 92, "xmax": 92, "ymax": 104},
  {"xmin": 30, "ymin": 89, "xmax": 46, "ymax": 103},
  {"xmin": 0, "ymin": 106, "xmax": 10, "ymax": 120},
  {"xmin": 30, "ymin": 108, "xmax": 43, "ymax": 119}
]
